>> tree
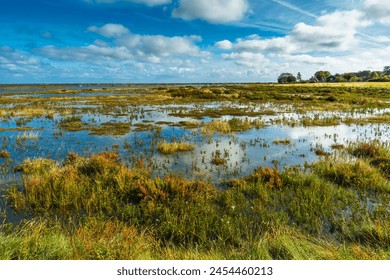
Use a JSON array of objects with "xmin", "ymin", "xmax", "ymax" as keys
[
  {"xmin": 342, "ymin": 72, "xmax": 357, "ymax": 81},
  {"xmin": 357, "ymin": 70, "xmax": 371, "ymax": 81},
  {"xmin": 335, "ymin": 75, "xmax": 347, "ymax": 82},
  {"xmin": 384, "ymin": 66, "xmax": 390, "ymax": 75},
  {"xmin": 296, "ymin": 72, "xmax": 302, "ymax": 82},
  {"xmin": 370, "ymin": 71, "xmax": 380, "ymax": 80},
  {"xmin": 277, "ymin": 73, "xmax": 297, "ymax": 84},
  {"xmin": 314, "ymin": 71, "xmax": 331, "ymax": 82}
]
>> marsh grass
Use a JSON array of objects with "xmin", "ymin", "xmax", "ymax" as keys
[
  {"xmin": 59, "ymin": 115, "xmax": 86, "ymax": 132},
  {"xmin": 202, "ymin": 118, "xmax": 264, "ymax": 136},
  {"xmin": 273, "ymin": 138, "xmax": 291, "ymax": 145},
  {"xmin": 3, "ymin": 141, "xmax": 389, "ymax": 259},
  {"xmin": 89, "ymin": 122, "xmax": 130, "ymax": 136},
  {"xmin": 301, "ymin": 115, "xmax": 341, "ymax": 126},
  {"xmin": 210, "ymin": 157, "xmax": 226, "ymax": 165},
  {"xmin": 16, "ymin": 131, "xmax": 39, "ymax": 140},
  {"xmin": 157, "ymin": 141, "xmax": 195, "ymax": 154},
  {"xmin": 2, "ymin": 83, "xmax": 390, "ymax": 260},
  {"xmin": 0, "ymin": 150, "xmax": 10, "ymax": 158}
]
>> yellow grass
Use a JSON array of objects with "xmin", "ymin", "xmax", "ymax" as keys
[{"xmin": 157, "ymin": 141, "xmax": 195, "ymax": 154}]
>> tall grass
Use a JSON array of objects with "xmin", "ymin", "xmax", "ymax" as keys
[
  {"xmin": 157, "ymin": 141, "xmax": 195, "ymax": 154},
  {"xmin": 2, "ymin": 141, "xmax": 390, "ymax": 259},
  {"xmin": 202, "ymin": 118, "xmax": 264, "ymax": 136}
]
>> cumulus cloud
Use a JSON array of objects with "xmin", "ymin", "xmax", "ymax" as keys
[
  {"xmin": 222, "ymin": 52, "xmax": 268, "ymax": 67},
  {"xmin": 88, "ymin": 24, "xmax": 130, "ymax": 38},
  {"xmin": 216, "ymin": 9, "xmax": 370, "ymax": 57},
  {"xmin": 0, "ymin": 46, "xmax": 41, "ymax": 69},
  {"xmin": 84, "ymin": 0, "xmax": 171, "ymax": 6},
  {"xmin": 36, "ymin": 45, "xmax": 133, "ymax": 62},
  {"xmin": 35, "ymin": 24, "xmax": 207, "ymax": 65},
  {"xmin": 211, "ymin": 8, "xmax": 387, "ymax": 81},
  {"xmin": 0, "ymin": 46, "xmax": 53, "ymax": 81},
  {"xmin": 215, "ymin": 40, "xmax": 233, "ymax": 50},
  {"xmin": 117, "ymin": 34, "xmax": 205, "ymax": 61},
  {"xmin": 172, "ymin": 0, "xmax": 248, "ymax": 23},
  {"xmin": 291, "ymin": 10, "xmax": 370, "ymax": 52},
  {"xmin": 363, "ymin": 0, "xmax": 390, "ymax": 24}
]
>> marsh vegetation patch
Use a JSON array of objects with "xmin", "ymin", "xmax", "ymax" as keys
[{"xmin": 1, "ymin": 83, "xmax": 390, "ymax": 259}]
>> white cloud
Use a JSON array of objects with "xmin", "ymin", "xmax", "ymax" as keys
[
  {"xmin": 215, "ymin": 40, "xmax": 233, "ymax": 50},
  {"xmin": 222, "ymin": 52, "xmax": 268, "ymax": 67},
  {"xmin": 88, "ymin": 24, "xmax": 130, "ymax": 38},
  {"xmin": 172, "ymin": 0, "xmax": 248, "ymax": 23},
  {"xmin": 117, "ymin": 34, "xmax": 205, "ymax": 61},
  {"xmin": 216, "ymin": 9, "xmax": 370, "ymax": 56},
  {"xmin": 0, "ymin": 46, "xmax": 41, "ymax": 70},
  {"xmin": 35, "ymin": 24, "xmax": 208, "ymax": 65},
  {"xmin": 212, "ymin": 8, "xmax": 389, "ymax": 82},
  {"xmin": 0, "ymin": 46, "xmax": 53, "ymax": 81},
  {"xmin": 363, "ymin": 0, "xmax": 390, "ymax": 24},
  {"xmin": 36, "ymin": 45, "xmax": 133, "ymax": 62},
  {"xmin": 84, "ymin": 0, "xmax": 171, "ymax": 6},
  {"xmin": 290, "ymin": 10, "xmax": 369, "ymax": 52}
]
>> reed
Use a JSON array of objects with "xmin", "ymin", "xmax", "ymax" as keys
[
  {"xmin": 3, "ymin": 143, "xmax": 389, "ymax": 259},
  {"xmin": 157, "ymin": 141, "xmax": 195, "ymax": 154}
]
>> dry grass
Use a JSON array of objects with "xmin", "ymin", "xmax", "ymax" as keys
[
  {"xmin": 157, "ymin": 141, "xmax": 195, "ymax": 154},
  {"xmin": 0, "ymin": 150, "xmax": 10, "ymax": 158},
  {"xmin": 3, "ymin": 145, "xmax": 390, "ymax": 260},
  {"xmin": 273, "ymin": 138, "xmax": 291, "ymax": 145},
  {"xmin": 16, "ymin": 131, "xmax": 39, "ymax": 140}
]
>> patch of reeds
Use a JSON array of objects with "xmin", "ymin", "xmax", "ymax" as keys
[
  {"xmin": 157, "ymin": 141, "xmax": 195, "ymax": 154},
  {"xmin": 3, "ymin": 143, "xmax": 390, "ymax": 259},
  {"xmin": 202, "ymin": 118, "xmax": 264, "ymax": 136},
  {"xmin": 301, "ymin": 115, "xmax": 341, "ymax": 126},
  {"xmin": 16, "ymin": 131, "xmax": 39, "ymax": 140},
  {"xmin": 273, "ymin": 138, "xmax": 291, "ymax": 145},
  {"xmin": 0, "ymin": 150, "xmax": 10, "ymax": 158},
  {"xmin": 58, "ymin": 115, "xmax": 86, "ymax": 132}
]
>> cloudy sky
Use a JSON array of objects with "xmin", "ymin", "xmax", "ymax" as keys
[{"xmin": 1, "ymin": 0, "xmax": 389, "ymax": 83}]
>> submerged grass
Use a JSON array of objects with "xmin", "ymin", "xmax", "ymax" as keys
[{"xmin": 2, "ymin": 141, "xmax": 390, "ymax": 260}]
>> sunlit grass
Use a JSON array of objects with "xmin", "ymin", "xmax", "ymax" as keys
[
  {"xmin": 3, "ymin": 141, "xmax": 389, "ymax": 260},
  {"xmin": 16, "ymin": 131, "xmax": 39, "ymax": 140},
  {"xmin": 157, "ymin": 141, "xmax": 195, "ymax": 154}
]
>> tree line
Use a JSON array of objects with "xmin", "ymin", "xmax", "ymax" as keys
[{"xmin": 278, "ymin": 66, "xmax": 390, "ymax": 83}]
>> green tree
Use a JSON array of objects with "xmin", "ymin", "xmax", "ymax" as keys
[
  {"xmin": 370, "ymin": 71, "xmax": 380, "ymax": 80},
  {"xmin": 342, "ymin": 72, "xmax": 357, "ymax": 81},
  {"xmin": 277, "ymin": 73, "xmax": 297, "ymax": 84},
  {"xmin": 384, "ymin": 66, "xmax": 390, "ymax": 75},
  {"xmin": 314, "ymin": 71, "xmax": 331, "ymax": 82},
  {"xmin": 297, "ymin": 72, "xmax": 302, "ymax": 82}
]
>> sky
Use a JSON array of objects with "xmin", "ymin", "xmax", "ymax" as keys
[{"xmin": 0, "ymin": 0, "xmax": 389, "ymax": 83}]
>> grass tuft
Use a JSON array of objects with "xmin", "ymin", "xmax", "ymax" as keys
[{"xmin": 157, "ymin": 141, "xmax": 195, "ymax": 154}]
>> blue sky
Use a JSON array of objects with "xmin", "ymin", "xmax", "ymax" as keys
[{"xmin": 1, "ymin": 0, "xmax": 389, "ymax": 83}]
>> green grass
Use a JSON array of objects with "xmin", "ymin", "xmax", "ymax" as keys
[
  {"xmin": 157, "ymin": 141, "xmax": 195, "ymax": 154},
  {"xmin": 2, "ymin": 141, "xmax": 389, "ymax": 260},
  {"xmin": 202, "ymin": 118, "xmax": 264, "ymax": 136},
  {"xmin": 2, "ymin": 83, "xmax": 390, "ymax": 260}
]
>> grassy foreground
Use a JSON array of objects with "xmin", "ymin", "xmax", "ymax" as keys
[{"xmin": 1, "ymin": 142, "xmax": 389, "ymax": 260}]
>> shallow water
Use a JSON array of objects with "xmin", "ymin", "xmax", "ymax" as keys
[
  {"xmin": 1, "ymin": 108, "xmax": 390, "ymax": 186},
  {"xmin": 1, "ymin": 84, "xmax": 390, "ymax": 186}
]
